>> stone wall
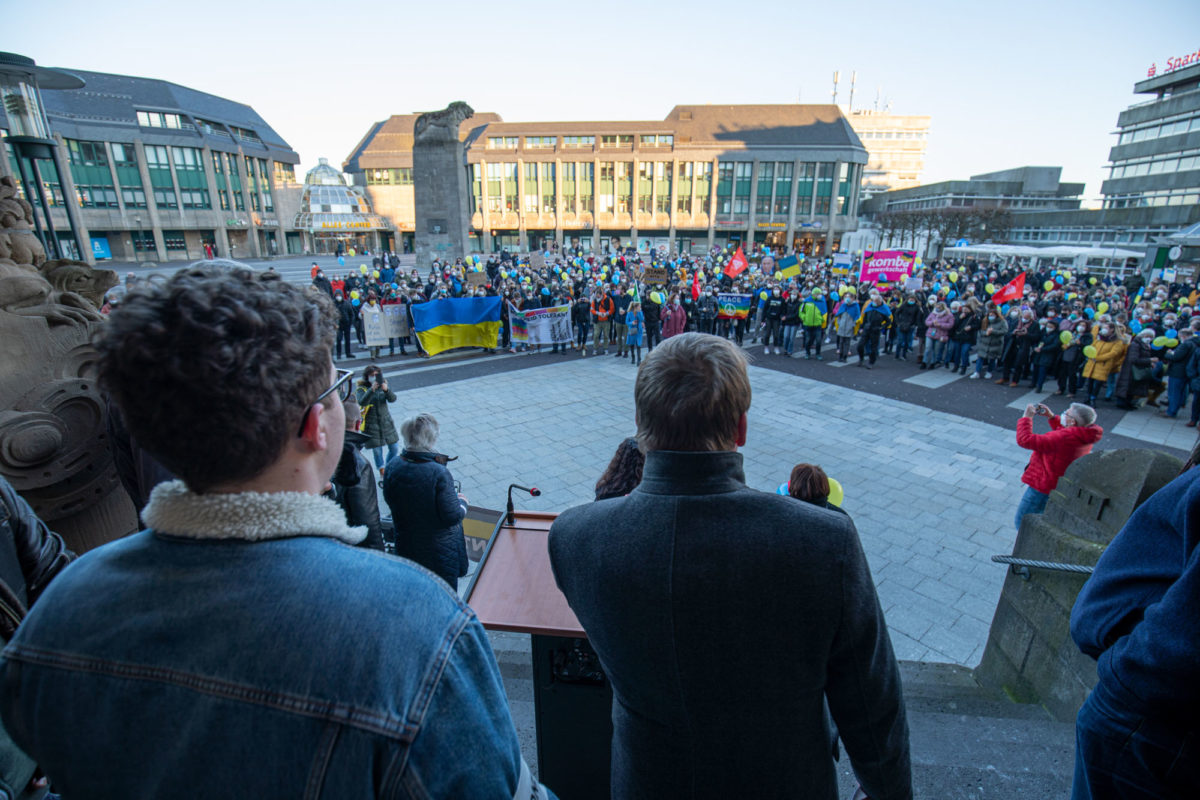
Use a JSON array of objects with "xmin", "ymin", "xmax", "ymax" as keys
[{"xmin": 976, "ymin": 448, "xmax": 1182, "ymax": 721}]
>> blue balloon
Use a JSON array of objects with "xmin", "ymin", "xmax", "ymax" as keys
[
  {"xmin": 1152, "ymin": 342, "xmax": 1164, "ymax": 351},
  {"xmin": 830, "ymin": 291, "xmax": 839, "ymax": 302},
  {"xmin": 948, "ymin": 290, "xmax": 957, "ymax": 300},
  {"xmin": 1084, "ymin": 308, "xmax": 1095, "ymax": 318},
  {"xmin": 351, "ymin": 298, "xmax": 360, "ymax": 307},
  {"xmin": 933, "ymin": 283, "xmax": 941, "ymax": 292},
  {"xmin": 1166, "ymin": 328, "xmax": 1178, "ymax": 338},
  {"xmin": 776, "ymin": 482, "xmax": 789, "ymax": 496},
  {"xmin": 338, "ymin": 256, "xmax": 345, "ymax": 266}
]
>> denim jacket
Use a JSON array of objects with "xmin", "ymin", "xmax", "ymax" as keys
[{"xmin": 0, "ymin": 481, "xmax": 551, "ymax": 799}]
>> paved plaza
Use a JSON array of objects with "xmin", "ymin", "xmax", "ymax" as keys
[{"xmin": 384, "ymin": 354, "xmax": 1035, "ymax": 667}]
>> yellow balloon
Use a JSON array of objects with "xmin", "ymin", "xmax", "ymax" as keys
[
  {"xmin": 827, "ymin": 477, "xmax": 844, "ymax": 507},
  {"xmin": 1089, "ymin": 277, "xmax": 1098, "ymax": 285},
  {"xmin": 1063, "ymin": 271, "xmax": 1072, "ymax": 281},
  {"xmin": 759, "ymin": 291, "xmax": 768, "ymax": 300},
  {"xmin": 1097, "ymin": 302, "xmax": 1109, "ymax": 314},
  {"xmin": 774, "ymin": 271, "xmax": 783, "ymax": 280},
  {"xmin": 949, "ymin": 271, "xmax": 958, "ymax": 282},
  {"xmin": 360, "ymin": 265, "xmax": 369, "ymax": 275},
  {"xmin": 372, "ymin": 270, "xmax": 380, "ymax": 279},
  {"xmin": 1043, "ymin": 280, "xmax": 1054, "ymax": 291},
  {"xmin": 349, "ymin": 290, "xmax": 359, "ymax": 300},
  {"xmin": 985, "ymin": 283, "xmax": 996, "ymax": 294}
]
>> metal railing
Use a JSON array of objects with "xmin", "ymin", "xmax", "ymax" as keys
[{"xmin": 992, "ymin": 554, "xmax": 1094, "ymax": 580}]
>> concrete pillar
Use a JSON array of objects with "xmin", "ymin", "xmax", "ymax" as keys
[
  {"xmin": 554, "ymin": 157, "xmax": 563, "ymax": 249},
  {"xmin": 52, "ymin": 136, "xmax": 92, "ymax": 264},
  {"xmin": 667, "ymin": 157, "xmax": 679, "ymax": 254},
  {"xmin": 131, "ymin": 140, "xmax": 166, "ymax": 261},
  {"xmin": 707, "ymin": 158, "xmax": 719, "ymax": 249},
  {"xmin": 516, "ymin": 157, "xmax": 526, "ymax": 250},
  {"xmin": 746, "ymin": 159, "xmax": 760, "ymax": 250},
  {"xmin": 480, "ymin": 159, "xmax": 493, "ymax": 252},
  {"xmin": 826, "ymin": 160, "xmax": 842, "ymax": 254},
  {"xmin": 592, "ymin": 157, "xmax": 601, "ymax": 253}
]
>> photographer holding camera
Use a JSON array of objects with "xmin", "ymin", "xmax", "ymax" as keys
[
  {"xmin": 355, "ymin": 365, "xmax": 399, "ymax": 476},
  {"xmin": 1014, "ymin": 401, "xmax": 1103, "ymax": 530}
]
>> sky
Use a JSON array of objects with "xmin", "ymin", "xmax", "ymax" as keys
[{"xmin": 8, "ymin": 0, "xmax": 1200, "ymax": 202}]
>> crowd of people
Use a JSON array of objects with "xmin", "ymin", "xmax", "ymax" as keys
[
  {"xmin": 2, "ymin": 264, "xmax": 1195, "ymax": 799},
  {"xmin": 300, "ymin": 245, "xmax": 1200, "ymax": 426}
]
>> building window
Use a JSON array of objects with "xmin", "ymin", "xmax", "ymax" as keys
[
  {"xmin": 172, "ymin": 147, "xmax": 203, "ymax": 170},
  {"xmin": 814, "ymin": 162, "xmax": 834, "ymax": 215},
  {"xmin": 502, "ymin": 163, "xmax": 518, "ymax": 212},
  {"xmin": 600, "ymin": 135, "xmax": 634, "ymax": 148},
  {"xmin": 162, "ymin": 230, "xmax": 188, "ymax": 251},
  {"xmin": 366, "ymin": 168, "xmax": 413, "ymax": 185},
  {"xmin": 486, "ymin": 163, "xmax": 504, "ymax": 212},
  {"xmin": 578, "ymin": 162, "xmax": 594, "ymax": 212},
  {"xmin": 654, "ymin": 161, "xmax": 672, "ymax": 214},
  {"xmin": 755, "ymin": 162, "xmax": 774, "ymax": 216},
  {"xmin": 136, "ymin": 110, "xmax": 185, "ymax": 129},
  {"xmin": 638, "ymin": 162, "xmax": 653, "ymax": 214},
  {"xmin": 122, "ymin": 187, "xmax": 147, "ymax": 208},
  {"xmin": 525, "ymin": 136, "xmax": 555, "ymax": 149},
  {"xmin": 487, "ymin": 136, "xmax": 518, "ymax": 149},
  {"xmin": 180, "ymin": 189, "xmax": 211, "ymax": 209},
  {"xmin": 274, "ymin": 161, "xmax": 296, "ymax": 184},
  {"xmin": 67, "ymin": 140, "xmax": 108, "ymax": 166},
  {"xmin": 734, "ymin": 162, "xmax": 752, "ymax": 201},
  {"xmin": 716, "ymin": 161, "xmax": 734, "ymax": 214},
  {"xmin": 598, "ymin": 162, "xmax": 615, "ymax": 213},
  {"xmin": 616, "ymin": 161, "xmax": 632, "ymax": 214},
  {"xmin": 640, "ymin": 134, "xmax": 673, "ymax": 147},
  {"xmin": 563, "ymin": 136, "xmax": 594, "ymax": 148},
  {"xmin": 154, "ymin": 188, "xmax": 178, "ymax": 209},
  {"xmin": 76, "ymin": 185, "xmax": 119, "ymax": 208},
  {"xmin": 541, "ymin": 162, "xmax": 555, "ymax": 213},
  {"xmin": 524, "ymin": 162, "xmax": 539, "ymax": 213},
  {"xmin": 774, "ymin": 162, "xmax": 793, "ymax": 216},
  {"xmin": 694, "ymin": 162, "xmax": 711, "ymax": 212},
  {"xmin": 218, "ymin": 190, "xmax": 230, "ymax": 210}
]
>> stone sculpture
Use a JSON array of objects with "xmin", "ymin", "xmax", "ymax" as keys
[
  {"xmin": 413, "ymin": 102, "xmax": 475, "ymax": 269},
  {"xmin": 0, "ymin": 175, "xmax": 135, "ymax": 552}
]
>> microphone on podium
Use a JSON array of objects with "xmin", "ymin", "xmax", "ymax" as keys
[{"xmin": 506, "ymin": 484, "xmax": 542, "ymax": 525}]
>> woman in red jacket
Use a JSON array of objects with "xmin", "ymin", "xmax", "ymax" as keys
[{"xmin": 1014, "ymin": 402, "xmax": 1103, "ymax": 530}]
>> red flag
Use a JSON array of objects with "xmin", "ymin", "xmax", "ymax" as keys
[
  {"xmin": 723, "ymin": 247, "xmax": 748, "ymax": 279},
  {"xmin": 692, "ymin": 270, "xmax": 701, "ymax": 301},
  {"xmin": 992, "ymin": 273, "xmax": 1026, "ymax": 305}
]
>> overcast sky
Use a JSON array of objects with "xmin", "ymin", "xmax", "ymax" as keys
[{"xmin": 10, "ymin": 0, "xmax": 1199, "ymax": 201}]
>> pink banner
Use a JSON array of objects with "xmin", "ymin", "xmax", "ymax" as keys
[{"xmin": 859, "ymin": 250, "xmax": 916, "ymax": 284}]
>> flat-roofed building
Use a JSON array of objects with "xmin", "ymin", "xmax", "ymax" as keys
[
  {"xmin": 846, "ymin": 110, "xmax": 931, "ymax": 199},
  {"xmin": 0, "ymin": 67, "xmax": 303, "ymax": 263},
  {"xmin": 344, "ymin": 104, "xmax": 867, "ymax": 257}
]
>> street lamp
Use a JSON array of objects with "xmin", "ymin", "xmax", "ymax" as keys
[{"xmin": 0, "ymin": 52, "xmax": 86, "ymax": 261}]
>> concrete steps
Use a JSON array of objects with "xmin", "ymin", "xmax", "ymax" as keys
[{"xmin": 488, "ymin": 632, "xmax": 1075, "ymax": 798}]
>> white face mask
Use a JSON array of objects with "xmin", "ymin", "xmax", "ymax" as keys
[{"xmin": 1060, "ymin": 412, "xmax": 1070, "ymax": 427}]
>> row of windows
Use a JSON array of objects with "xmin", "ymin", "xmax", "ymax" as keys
[
  {"xmin": 1108, "ymin": 149, "xmax": 1200, "ymax": 179},
  {"xmin": 856, "ymin": 130, "xmax": 930, "ymax": 140},
  {"xmin": 1116, "ymin": 114, "xmax": 1200, "ymax": 145},
  {"xmin": 485, "ymin": 133, "xmax": 673, "ymax": 150},
  {"xmin": 366, "ymin": 168, "xmax": 413, "ymax": 185},
  {"xmin": 1010, "ymin": 228, "xmax": 1160, "ymax": 244},
  {"xmin": 136, "ymin": 110, "xmax": 187, "ymax": 129},
  {"xmin": 1104, "ymin": 187, "xmax": 1200, "ymax": 209}
]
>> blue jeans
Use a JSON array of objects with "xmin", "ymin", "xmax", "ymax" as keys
[
  {"xmin": 1072, "ymin": 683, "xmax": 1199, "ymax": 800},
  {"xmin": 923, "ymin": 338, "xmax": 946, "ymax": 365},
  {"xmin": 895, "ymin": 329, "xmax": 914, "ymax": 358},
  {"xmin": 1165, "ymin": 376, "xmax": 1188, "ymax": 417},
  {"xmin": 946, "ymin": 341, "xmax": 967, "ymax": 367},
  {"xmin": 975, "ymin": 355, "xmax": 998, "ymax": 376},
  {"xmin": 1032, "ymin": 363, "xmax": 1051, "ymax": 391},
  {"xmin": 1014, "ymin": 485, "xmax": 1048, "ymax": 530},
  {"xmin": 782, "ymin": 325, "xmax": 797, "ymax": 354},
  {"xmin": 372, "ymin": 441, "xmax": 399, "ymax": 470}
]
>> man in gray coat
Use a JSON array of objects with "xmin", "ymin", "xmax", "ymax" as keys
[{"xmin": 548, "ymin": 332, "xmax": 911, "ymax": 800}]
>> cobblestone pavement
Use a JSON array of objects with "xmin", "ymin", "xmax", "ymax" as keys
[{"xmin": 384, "ymin": 354, "xmax": 1035, "ymax": 667}]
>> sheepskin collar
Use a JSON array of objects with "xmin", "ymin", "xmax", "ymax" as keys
[{"xmin": 142, "ymin": 480, "xmax": 366, "ymax": 545}]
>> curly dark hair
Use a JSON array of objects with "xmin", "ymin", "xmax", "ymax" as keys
[
  {"xmin": 594, "ymin": 437, "xmax": 645, "ymax": 501},
  {"xmin": 95, "ymin": 265, "xmax": 337, "ymax": 492}
]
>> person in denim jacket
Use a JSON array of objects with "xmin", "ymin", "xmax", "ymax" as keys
[{"xmin": 0, "ymin": 265, "xmax": 552, "ymax": 800}]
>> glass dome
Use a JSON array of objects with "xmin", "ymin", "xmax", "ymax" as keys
[
  {"xmin": 304, "ymin": 157, "xmax": 349, "ymax": 187},
  {"xmin": 295, "ymin": 157, "xmax": 390, "ymax": 232}
]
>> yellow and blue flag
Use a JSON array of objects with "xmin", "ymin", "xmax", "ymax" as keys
[{"xmin": 411, "ymin": 297, "xmax": 501, "ymax": 356}]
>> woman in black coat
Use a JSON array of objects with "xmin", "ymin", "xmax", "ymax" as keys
[{"xmin": 382, "ymin": 412, "xmax": 468, "ymax": 589}]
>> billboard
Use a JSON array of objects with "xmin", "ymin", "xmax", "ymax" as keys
[{"xmin": 859, "ymin": 250, "xmax": 916, "ymax": 284}]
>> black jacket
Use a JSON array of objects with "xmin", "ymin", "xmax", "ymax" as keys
[
  {"xmin": 548, "ymin": 451, "xmax": 910, "ymax": 800},
  {"xmin": 382, "ymin": 450, "xmax": 468, "ymax": 588},
  {"xmin": 334, "ymin": 298, "xmax": 356, "ymax": 329},
  {"xmin": 330, "ymin": 432, "xmax": 384, "ymax": 551},
  {"xmin": 894, "ymin": 302, "xmax": 921, "ymax": 332}
]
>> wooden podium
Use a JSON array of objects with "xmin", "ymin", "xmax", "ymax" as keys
[{"xmin": 465, "ymin": 510, "xmax": 613, "ymax": 800}]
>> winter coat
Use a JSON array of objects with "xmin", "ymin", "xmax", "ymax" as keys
[
  {"xmin": 1016, "ymin": 416, "xmax": 1103, "ymax": 494},
  {"xmin": 698, "ymin": 295, "xmax": 718, "ymax": 320},
  {"xmin": 644, "ymin": 300, "xmax": 662, "ymax": 326},
  {"xmin": 355, "ymin": 383, "xmax": 399, "ymax": 449},
  {"xmin": 1115, "ymin": 337, "xmax": 1156, "ymax": 399},
  {"xmin": 977, "ymin": 314, "xmax": 1009, "ymax": 360},
  {"xmin": 834, "ymin": 302, "xmax": 860, "ymax": 337},
  {"xmin": 330, "ymin": 431, "xmax": 384, "ymax": 551},
  {"xmin": 1163, "ymin": 337, "xmax": 1196, "ymax": 380},
  {"xmin": 858, "ymin": 302, "xmax": 891, "ymax": 335},
  {"xmin": 1033, "ymin": 329, "xmax": 1062, "ymax": 368},
  {"xmin": 334, "ymin": 298, "xmax": 356, "ymax": 329},
  {"xmin": 764, "ymin": 297, "xmax": 785, "ymax": 322},
  {"xmin": 662, "ymin": 303, "xmax": 687, "ymax": 338},
  {"xmin": 626, "ymin": 310, "xmax": 645, "ymax": 347},
  {"xmin": 382, "ymin": 450, "xmax": 468, "ymax": 588},
  {"xmin": 924, "ymin": 309, "xmax": 954, "ymax": 342},
  {"xmin": 894, "ymin": 302, "xmax": 921, "ymax": 332},
  {"xmin": 950, "ymin": 312, "xmax": 979, "ymax": 345},
  {"xmin": 799, "ymin": 299, "xmax": 827, "ymax": 328},
  {"xmin": 1081, "ymin": 337, "xmax": 1127, "ymax": 382}
]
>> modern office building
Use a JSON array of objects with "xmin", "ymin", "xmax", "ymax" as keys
[
  {"xmin": 845, "ymin": 109, "xmax": 931, "ymax": 199},
  {"xmin": 0, "ymin": 67, "xmax": 303, "ymax": 263},
  {"xmin": 345, "ymin": 104, "xmax": 868, "ymax": 257},
  {"xmin": 860, "ymin": 62, "xmax": 1200, "ymax": 267},
  {"xmin": 863, "ymin": 166, "xmax": 1084, "ymax": 214}
]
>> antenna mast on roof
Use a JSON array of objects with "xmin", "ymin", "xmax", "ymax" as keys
[
  {"xmin": 848, "ymin": 71, "xmax": 856, "ymax": 112},
  {"xmin": 832, "ymin": 71, "xmax": 839, "ymax": 105},
  {"xmin": 874, "ymin": 86, "xmax": 881, "ymax": 112}
]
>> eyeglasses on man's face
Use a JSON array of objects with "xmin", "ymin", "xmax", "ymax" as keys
[{"xmin": 297, "ymin": 368, "xmax": 354, "ymax": 436}]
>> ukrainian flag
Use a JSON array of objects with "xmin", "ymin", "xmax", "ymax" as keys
[{"xmin": 411, "ymin": 297, "xmax": 501, "ymax": 356}]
